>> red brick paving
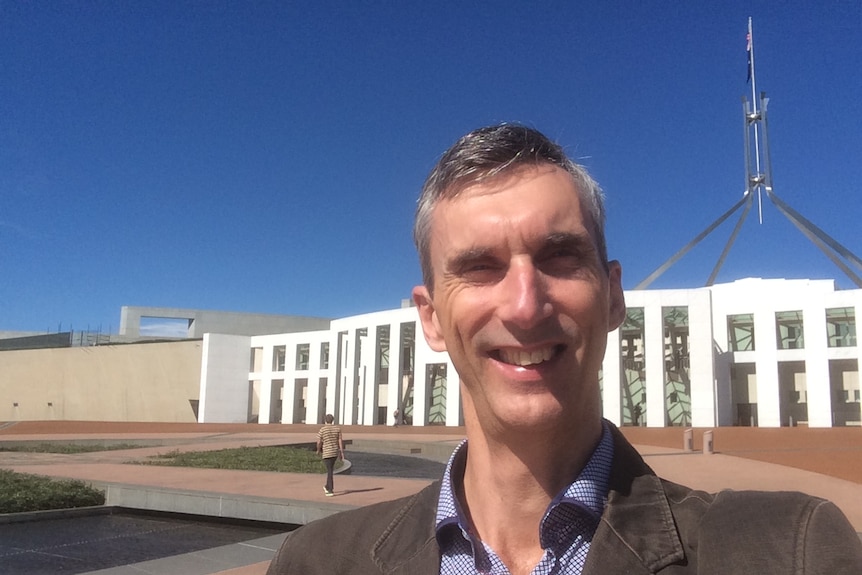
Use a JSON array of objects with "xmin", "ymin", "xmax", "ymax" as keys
[
  {"xmin": 619, "ymin": 426, "xmax": 862, "ymax": 484},
  {"xmin": 3, "ymin": 420, "xmax": 859, "ymax": 484}
]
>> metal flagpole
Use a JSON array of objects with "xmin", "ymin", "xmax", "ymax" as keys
[
  {"xmin": 746, "ymin": 17, "xmax": 764, "ymax": 223},
  {"xmin": 635, "ymin": 18, "xmax": 862, "ymax": 290}
]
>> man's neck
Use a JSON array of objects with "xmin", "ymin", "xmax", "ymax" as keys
[{"xmin": 457, "ymin": 419, "xmax": 603, "ymax": 575}]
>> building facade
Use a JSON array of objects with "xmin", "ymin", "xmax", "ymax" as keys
[{"xmin": 198, "ymin": 279, "xmax": 861, "ymax": 428}]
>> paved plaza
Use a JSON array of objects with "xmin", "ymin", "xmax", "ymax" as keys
[{"xmin": 1, "ymin": 421, "xmax": 860, "ymax": 574}]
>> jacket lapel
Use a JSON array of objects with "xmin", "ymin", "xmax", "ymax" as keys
[
  {"xmin": 372, "ymin": 482, "xmax": 442, "ymax": 575},
  {"xmin": 583, "ymin": 426, "xmax": 685, "ymax": 574}
]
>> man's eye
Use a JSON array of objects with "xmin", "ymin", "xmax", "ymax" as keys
[
  {"xmin": 461, "ymin": 264, "xmax": 503, "ymax": 283},
  {"xmin": 541, "ymin": 252, "xmax": 585, "ymax": 275},
  {"xmin": 544, "ymin": 250, "xmax": 579, "ymax": 263}
]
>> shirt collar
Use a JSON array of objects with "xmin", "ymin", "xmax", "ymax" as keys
[{"xmin": 435, "ymin": 420, "xmax": 615, "ymax": 547}]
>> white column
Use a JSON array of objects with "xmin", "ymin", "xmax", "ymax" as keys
[
  {"xmin": 282, "ymin": 378, "xmax": 297, "ymax": 423},
  {"xmin": 644, "ymin": 304, "xmax": 665, "ymax": 427},
  {"xmin": 258, "ymin": 377, "xmax": 273, "ymax": 424},
  {"xmin": 754, "ymin": 310, "xmax": 781, "ymax": 427},
  {"xmin": 804, "ymin": 305, "xmax": 832, "ymax": 427},
  {"xmin": 198, "ymin": 333, "xmax": 252, "ymax": 423},
  {"xmin": 271, "ymin": 341, "xmax": 290, "ymax": 424},
  {"xmin": 310, "ymin": 336, "xmax": 333, "ymax": 425},
  {"xmin": 602, "ymin": 327, "xmax": 622, "ymax": 427},
  {"xmin": 689, "ymin": 293, "xmax": 716, "ymax": 427},
  {"xmin": 387, "ymin": 322, "xmax": 403, "ymax": 425},
  {"xmin": 342, "ymin": 330, "xmax": 359, "ymax": 425},
  {"xmin": 305, "ymin": 339, "xmax": 320, "ymax": 425},
  {"xmin": 360, "ymin": 330, "xmax": 376, "ymax": 425},
  {"xmin": 709, "ymin": 291, "xmax": 734, "ymax": 426},
  {"xmin": 307, "ymin": 375, "xmax": 323, "ymax": 425},
  {"xmin": 857, "ymin": 301, "xmax": 862, "ymax": 424},
  {"xmin": 258, "ymin": 345, "xmax": 274, "ymax": 424},
  {"xmin": 330, "ymin": 333, "xmax": 345, "ymax": 423},
  {"xmin": 445, "ymin": 358, "xmax": 461, "ymax": 426}
]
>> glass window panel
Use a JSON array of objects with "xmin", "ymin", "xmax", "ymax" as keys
[
  {"xmin": 826, "ymin": 307, "xmax": 856, "ymax": 348},
  {"xmin": 295, "ymin": 343, "xmax": 310, "ymax": 370},
  {"xmin": 663, "ymin": 306, "xmax": 690, "ymax": 426},
  {"xmin": 728, "ymin": 313, "xmax": 755, "ymax": 352},
  {"xmin": 775, "ymin": 310, "xmax": 805, "ymax": 350},
  {"xmin": 620, "ymin": 307, "xmax": 646, "ymax": 426},
  {"xmin": 272, "ymin": 346, "xmax": 286, "ymax": 371}
]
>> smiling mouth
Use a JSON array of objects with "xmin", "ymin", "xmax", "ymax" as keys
[{"xmin": 495, "ymin": 345, "xmax": 563, "ymax": 367}]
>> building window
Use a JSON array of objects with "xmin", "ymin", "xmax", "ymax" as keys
[
  {"xmin": 320, "ymin": 342, "xmax": 330, "ymax": 369},
  {"xmin": 272, "ymin": 346, "xmax": 286, "ymax": 371},
  {"xmin": 728, "ymin": 313, "xmax": 755, "ymax": 351},
  {"xmin": 426, "ymin": 363, "xmax": 447, "ymax": 425},
  {"xmin": 826, "ymin": 307, "xmax": 856, "ymax": 348},
  {"xmin": 663, "ymin": 306, "xmax": 690, "ymax": 427},
  {"xmin": 399, "ymin": 322, "xmax": 416, "ymax": 425},
  {"xmin": 620, "ymin": 307, "xmax": 646, "ymax": 426},
  {"xmin": 295, "ymin": 343, "xmax": 310, "ymax": 370},
  {"xmin": 775, "ymin": 311, "xmax": 805, "ymax": 350}
]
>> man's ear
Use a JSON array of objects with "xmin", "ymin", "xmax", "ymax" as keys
[
  {"xmin": 606, "ymin": 260, "xmax": 627, "ymax": 332},
  {"xmin": 412, "ymin": 285, "xmax": 447, "ymax": 352}
]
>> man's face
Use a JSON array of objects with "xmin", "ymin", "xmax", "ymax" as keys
[{"xmin": 413, "ymin": 165, "xmax": 625, "ymax": 434}]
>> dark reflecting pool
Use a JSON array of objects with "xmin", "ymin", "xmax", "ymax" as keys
[{"xmin": 0, "ymin": 511, "xmax": 285, "ymax": 575}]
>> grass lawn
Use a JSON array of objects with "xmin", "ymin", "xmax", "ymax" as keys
[
  {"xmin": 0, "ymin": 445, "xmax": 338, "ymax": 515},
  {"xmin": 139, "ymin": 445, "xmax": 342, "ymax": 473},
  {"xmin": 0, "ymin": 469, "xmax": 105, "ymax": 513}
]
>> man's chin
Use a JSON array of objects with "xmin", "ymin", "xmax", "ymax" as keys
[{"xmin": 485, "ymin": 399, "xmax": 575, "ymax": 432}]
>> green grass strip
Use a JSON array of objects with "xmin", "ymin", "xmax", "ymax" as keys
[
  {"xmin": 0, "ymin": 469, "xmax": 105, "ymax": 513},
  {"xmin": 139, "ymin": 445, "xmax": 340, "ymax": 473}
]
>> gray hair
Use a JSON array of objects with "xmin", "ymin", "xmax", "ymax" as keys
[{"xmin": 413, "ymin": 124, "xmax": 608, "ymax": 288}]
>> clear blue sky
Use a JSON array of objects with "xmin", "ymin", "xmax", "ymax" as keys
[{"xmin": 2, "ymin": 1, "xmax": 860, "ymax": 335}]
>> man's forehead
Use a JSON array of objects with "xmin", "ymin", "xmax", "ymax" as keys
[
  {"xmin": 430, "ymin": 167, "xmax": 590, "ymax": 232},
  {"xmin": 444, "ymin": 163, "xmax": 573, "ymax": 201},
  {"xmin": 430, "ymin": 181, "xmax": 597, "ymax": 260}
]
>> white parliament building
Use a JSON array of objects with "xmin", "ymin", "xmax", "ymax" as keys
[{"xmin": 198, "ymin": 277, "xmax": 861, "ymax": 429}]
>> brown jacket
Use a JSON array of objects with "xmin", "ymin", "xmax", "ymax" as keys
[{"xmin": 268, "ymin": 425, "xmax": 862, "ymax": 574}]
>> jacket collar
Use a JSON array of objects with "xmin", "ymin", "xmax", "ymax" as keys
[
  {"xmin": 371, "ymin": 482, "xmax": 442, "ymax": 575},
  {"xmin": 583, "ymin": 425, "xmax": 685, "ymax": 574},
  {"xmin": 370, "ymin": 425, "xmax": 685, "ymax": 575}
]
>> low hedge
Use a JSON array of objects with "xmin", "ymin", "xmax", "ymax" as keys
[{"xmin": 0, "ymin": 469, "xmax": 105, "ymax": 514}]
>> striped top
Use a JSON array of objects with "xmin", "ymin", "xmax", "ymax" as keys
[{"xmin": 318, "ymin": 424, "xmax": 342, "ymax": 459}]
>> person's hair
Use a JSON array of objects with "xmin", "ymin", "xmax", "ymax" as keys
[
  {"xmin": 324, "ymin": 414, "xmax": 334, "ymax": 424},
  {"xmin": 413, "ymin": 124, "xmax": 608, "ymax": 288}
]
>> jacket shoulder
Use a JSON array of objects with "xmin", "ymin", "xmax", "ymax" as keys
[
  {"xmin": 266, "ymin": 482, "xmax": 440, "ymax": 575},
  {"xmin": 665, "ymin": 484, "xmax": 862, "ymax": 574}
]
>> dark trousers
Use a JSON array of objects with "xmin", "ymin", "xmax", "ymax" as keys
[{"xmin": 323, "ymin": 457, "xmax": 337, "ymax": 492}]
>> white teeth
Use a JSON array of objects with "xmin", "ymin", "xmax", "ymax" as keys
[{"xmin": 499, "ymin": 347, "xmax": 554, "ymax": 367}]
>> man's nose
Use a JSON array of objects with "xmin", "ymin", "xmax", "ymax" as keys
[{"xmin": 497, "ymin": 259, "xmax": 551, "ymax": 329}]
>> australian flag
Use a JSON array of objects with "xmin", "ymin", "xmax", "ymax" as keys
[{"xmin": 746, "ymin": 32, "xmax": 752, "ymax": 83}]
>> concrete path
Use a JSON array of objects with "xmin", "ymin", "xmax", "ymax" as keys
[{"xmin": 1, "ymin": 423, "xmax": 860, "ymax": 575}]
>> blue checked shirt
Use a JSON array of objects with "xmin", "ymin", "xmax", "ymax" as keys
[{"xmin": 435, "ymin": 422, "xmax": 614, "ymax": 575}]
